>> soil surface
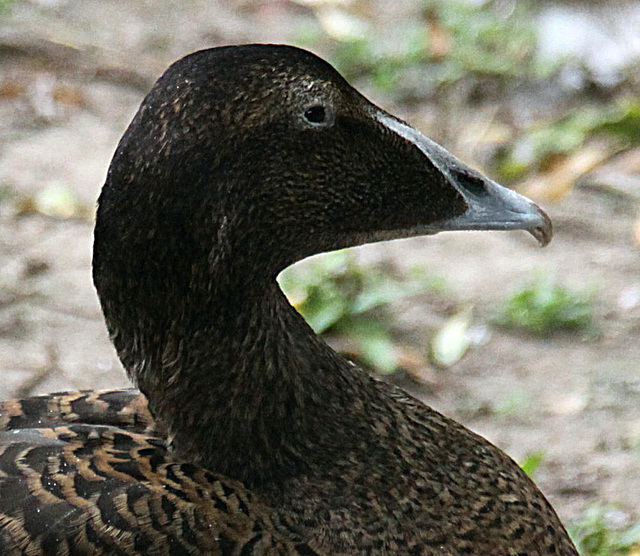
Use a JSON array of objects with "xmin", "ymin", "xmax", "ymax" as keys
[{"xmin": 1, "ymin": 0, "xmax": 639, "ymax": 531}]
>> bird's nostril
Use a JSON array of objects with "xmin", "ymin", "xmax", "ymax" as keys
[{"xmin": 455, "ymin": 172, "xmax": 490, "ymax": 198}]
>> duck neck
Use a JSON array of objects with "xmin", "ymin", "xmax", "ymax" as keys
[{"xmin": 107, "ymin": 269, "xmax": 369, "ymax": 486}]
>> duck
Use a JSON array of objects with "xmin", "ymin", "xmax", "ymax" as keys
[{"xmin": 0, "ymin": 44, "xmax": 577, "ymax": 555}]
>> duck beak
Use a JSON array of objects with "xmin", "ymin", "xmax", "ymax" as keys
[{"xmin": 378, "ymin": 113, "xmax": 552, "ymax": 247}]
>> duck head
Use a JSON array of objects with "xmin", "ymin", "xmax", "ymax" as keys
[
  {"xmin": 92, "ymin": 45, "xmax": 554, "ymax": 474},
  {"xmin": 95, "ymin": 44, "xmax": 550, "ymax": 298}
]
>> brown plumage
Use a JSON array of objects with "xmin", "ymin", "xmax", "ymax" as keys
[
  {"xmin": 0, "ymin": 390, "xmax": 316, "ymax": 554},
  {"xmin": 0, "ymin": 45, "xmax": 577, "ymax": 555}
]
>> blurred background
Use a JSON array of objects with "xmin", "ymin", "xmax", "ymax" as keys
[{"xmin": 0, "ymin": 0, "xmax": 639, "ymax": 552}]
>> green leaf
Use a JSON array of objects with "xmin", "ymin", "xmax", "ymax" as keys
[
  {"xmin": 341, "ymin": 317, "xmax": 398, "ymax": 374},
  {"xmin": 495, "ymin": 276, "xmax": 594, "ymax": 337},
  {"xmin": 519, "ymin": 451, "xmax": 545, "ymax": 478},
  {"xmin": 302, "ymin": 290, "xmax": 347, "ymax": 334},
  {"xmin": 570, "ymin": 504, "xmax": 640, "ymax": 555},
  {"xmin": 279, "ymin": 251, "xmax": 441, "ymax": 375}
]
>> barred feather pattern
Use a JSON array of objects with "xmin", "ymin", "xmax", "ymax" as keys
[{"xmin": 0, "ymin": 390, "xmax": 318, "ymax": 556}]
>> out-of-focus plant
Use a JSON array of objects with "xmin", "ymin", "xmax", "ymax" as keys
[
  {"xmin": 494, "ymin": 276, "xmax": 594, "ymax": 337},
  {"xmin": 570, "ymin": 504, "xmax": 640, "ymax": 556},
  {"xmin": 519, "ymin": 451, "xmax": 545, "ymax": 478},
  {"xmin": 594, "ymin": 98, "xmax": 640, "ymax": 145},
  {"xmin": 297, "ymin": 0, "xmax": 544, "ymax": 99},
  {"xmin": 278, "ymin": 251, "xmax": 432, "ymax": 374},
  {"xmin": 0, "ymin": 0, "xmax": 15, "ymax": 11},
  {"xmin": 496, "ymin": 98, "xmax": 640, "ymax": 182},
  {"xmin": 0, "ymin": 186, "xmax": 15, "ymax": 205}
]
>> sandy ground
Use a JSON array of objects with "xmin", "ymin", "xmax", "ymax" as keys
[{"xmin": 1, "ymin": 0, "xmax": 639, "ymax": 531}]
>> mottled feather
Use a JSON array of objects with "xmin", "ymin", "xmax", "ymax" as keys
[{"xmin": 0, "ymin": 414, "xmax": 317, "ymax": 555}]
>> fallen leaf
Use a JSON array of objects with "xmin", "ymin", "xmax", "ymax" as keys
[
  {"xmin": 34, "ymin": 183, "xmax": 79, "ymax": 219},
  {"xmin": 315, "ymin": 6, "xmax": 367, "ymax": 41},
  {"xmin": 520, "ymin": 145, "xmax": 610, "ymax": 201},
  {"xmin": 397, "ymin": 346, "xmax": 435, "ymax": 384},
  {"xmin": 430, "ymin": 305, "xmax": 473, "ymax": 368},
  {"xmin": 549, "ymin": 392, "xmax": 588, "ymax": 415},
  {"xmin": 0, "ymin": 80, "xmax": 26, "ymax": 99},
  {"xmin": 424, "ymin": 8, "xmax": 452, "ymax": 59},
  {"xmin": 52, "ymin": 85, "xmax": 85, "ymax": 107}
]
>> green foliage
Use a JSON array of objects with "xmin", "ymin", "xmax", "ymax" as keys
[
  {"xmin": 303, "ymin": 0, "xmax": 542, "ymax": 97},
  {"xmin": 278, "ymin": 251, "xmax": 430, "ymax": 374},
  {"xmin": 330, "ymin": 27, "xmax": 428, "ymax": 94},
  {"xmin": 495, "ymin": 277, "xmax": 593, "ymax": 337},
  {"xmin": 0, "ymin": 185, "xmax": 16, "ymax": 204},
  {"xmin": 421, "ymin": 0, "xmax": 540, "ymax": 79},
  {"xmin": 0, "ymin": 0, "xmax": 16, "ymax": 12},
  {"xmin": 496, "ymin": 98, "xmax": 640, "ymax": 181},
  {"xmin": 570, "ymin": 504, "xmax": 640, "ymax": 555},
  {"xmin": 593, "ymin": 99, "xmax": 640, "ymax": 145},
  {"xmin": 519, "ymin": 450, "xmax": 545, "ymax": 478}
]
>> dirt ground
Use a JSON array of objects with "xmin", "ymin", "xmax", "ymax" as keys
[{"xmin": 0, "ymin": 0, "xmax": 639, "ymax": 532}]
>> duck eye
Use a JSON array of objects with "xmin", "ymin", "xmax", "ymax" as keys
[{"xmin": 303, "ymin": 105, "xmax": 331, "ymax": 126}]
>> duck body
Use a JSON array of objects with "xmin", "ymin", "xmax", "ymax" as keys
[{"xmin": 0, "ymin": 45, "xmax": 577, "ymax": 555}]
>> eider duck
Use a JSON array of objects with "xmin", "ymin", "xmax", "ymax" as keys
[{"xmin": 0, "ymin": 44, "xmax": 577, "ymax": 555}]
